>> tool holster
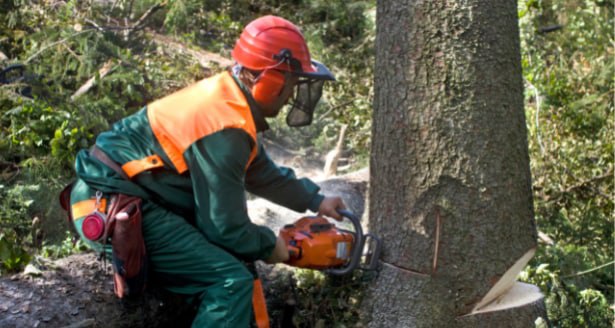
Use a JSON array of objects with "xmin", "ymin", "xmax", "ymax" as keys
[{"xmin": 59, "ymin": 146, "xmax": 148, "ymax": 299}]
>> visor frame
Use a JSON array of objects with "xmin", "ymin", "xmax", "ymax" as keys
[{"xmin": 292, "ymin": 60, "xmax": 336, "ymax": 81}]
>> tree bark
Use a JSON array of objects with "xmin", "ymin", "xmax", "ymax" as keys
[{"xmin": 363, "ymin": 0, "xmax": 547, "ymax": 326}]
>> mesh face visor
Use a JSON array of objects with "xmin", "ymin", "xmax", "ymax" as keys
[
  {"xmin": 285, "ymin": 60, "xmax": 333, "ymax": 127},
  {"xmin": 286, "ymin": 78, "xmax": 325, "ymax": 127}
]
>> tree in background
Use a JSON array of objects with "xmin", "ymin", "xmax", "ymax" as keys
[
  {"xmin": 363, "ymin": 0, "xmax": 546, "ymax": 326},
  {"xmin": 519, "ymin": 0, "xmax": 614, "ymax": 326}
]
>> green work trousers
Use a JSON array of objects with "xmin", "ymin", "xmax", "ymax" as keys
[{"xmin": 70, "ymin": 179, "xmax": 254, "ymax": 327}]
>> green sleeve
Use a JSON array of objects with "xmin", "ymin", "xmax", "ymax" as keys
[
  {"xmin": 183, "ymin": 129, "xmax": 276, "ymax": 262},
  {"xmin": 245, "ymin": 143, "xmax": 324, "ymax": 213}
]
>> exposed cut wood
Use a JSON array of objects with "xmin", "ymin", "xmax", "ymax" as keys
[
  {"xmin": 471, "ymin": 248, "xmax": 536, "ymax": 312},
  {"xmin": 456, "ymin": 282, "xmax": 548, "ymax": 328},
  {"xmin": 466, "ymin": 282, "xmax": 544, "ymax": 315}
]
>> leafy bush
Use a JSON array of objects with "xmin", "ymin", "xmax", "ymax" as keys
[
  {"xmin": 519, "ymin": 0, "xmax": 614, "ymax": 326},
  {"xmin": 0, "ymin": 183, "xmax": 37, "ymax": 273}
]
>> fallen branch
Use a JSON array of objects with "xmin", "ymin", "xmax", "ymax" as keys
[
  {"xmin": 562, "ymin": 260, "xmax": 615, "ymax": 279},
  {"xmin": 537, "ymin": 231, "xmax": 554, "ymax": 245},
  {"xmin": 563, "ymin": 170, "xmax": 613, "ymax": 194},
  {"xmin": 147, "ymin": 31, "xmax": 233, "ymax": 68},
  {"xmin": 129, "ymin": 1, "xmax": 168, "ymax": 33},
  {"xmin": 71, "ymin": 60, "xmax": 116, "ymax": 100},
  {"xmin": 82, "ymin": 2, "xmax": 166, "ymax": 35},
  {"xmin": 84, "ymin": 18, "xmax": 105, "ymax": 32},
  {"xmin": 25, "ymin": 29, "xmax": 95, "ymax": 64}
]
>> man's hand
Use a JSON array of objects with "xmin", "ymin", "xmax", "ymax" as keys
[
  {"xmin": 318, "ymin": 196, "xmax": 346, "ymax": 221},
  {"xmin": 265, "ymin": 236, "xmax": 290, "ymax": 264}
]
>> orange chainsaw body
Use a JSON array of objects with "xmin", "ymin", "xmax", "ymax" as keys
[{"xmin": 279, "ymin": 216, "xmax": 354, "ymax": 269}]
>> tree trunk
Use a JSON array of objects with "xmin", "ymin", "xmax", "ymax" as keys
[{"xmin": 362, "ymin": 0, "xmax": 547, "ymax": 327}]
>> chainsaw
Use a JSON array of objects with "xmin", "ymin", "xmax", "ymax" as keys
[{"xmin": 279, "ymin": 209, "xmax": 381, "ymax": 275}]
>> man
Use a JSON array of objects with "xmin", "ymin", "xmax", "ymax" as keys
[{"xmin": 66, "ymin": 15, "xmax": 345, "ymax": 327}]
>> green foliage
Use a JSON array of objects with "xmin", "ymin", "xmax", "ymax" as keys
[
  {"xmin": 1, "ymin": 0, "xmax": 207, "ymax": 271},
  {"xmin": 40, "ymin": 232, "xmax": 88, "ymax": 259},
  {"xmin": 519, "ymin": 0, "xmax": 614, "ymax": 326},
  {"xmin": 0, "ymin": 183, "xmax": 37, "ymax": 273},
  {"xmin": 521, "ymin": 266, "xmax": 613, "ymax": 327},
  {"xmin": 0, "ymin": 234, "xmax": 31, "ymax": 273}
]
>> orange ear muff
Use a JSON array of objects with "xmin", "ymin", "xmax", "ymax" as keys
[{"xmin": 252, "ymin": 70, "xmax": 286, "ymax": 107}]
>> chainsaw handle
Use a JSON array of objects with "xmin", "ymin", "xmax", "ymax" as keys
[{"xmin": 325, "ymin": 209, "xmax": 364, "ymax": 276}]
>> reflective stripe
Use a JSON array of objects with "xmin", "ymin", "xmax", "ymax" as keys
[
  {"xmin": 71, "ymin": 198, "xmax": 107, "ymax": 220},
  {"xmin": 121, "ymin": 154, "xmax": 164, "ymax": 178},
  {"xmin": 252, "ymin": 279, "xmax": 270, "ymax": 328},
  {"xmin": 147, "ymin": 72, "xmax": 258, "ymax": 174}
]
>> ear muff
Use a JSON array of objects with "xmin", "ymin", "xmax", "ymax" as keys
[{"xmin": 252, "ymin": 69, "xmax": 287, "ymax": 107}]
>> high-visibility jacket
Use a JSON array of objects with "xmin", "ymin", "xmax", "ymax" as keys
[{"xmin": 72, "ymin": 71, "xmax": 324, "ymax": 261}]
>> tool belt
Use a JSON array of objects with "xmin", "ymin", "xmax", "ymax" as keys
[{"xmin": 59, "ymin": 146, "xmax": 148, "ymax": 299}]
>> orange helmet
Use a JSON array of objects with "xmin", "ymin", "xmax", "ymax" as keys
[
  {"xmin": 232, "ymin": 15, "xmax": 333, "ymax": 79},
  {"xmin": 232, "ymin": 16, "xmax": 335, "ymax": 126}
]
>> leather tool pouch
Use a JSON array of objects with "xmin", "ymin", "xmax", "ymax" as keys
[
  {"xmin": 57, "ymin": 146, "xmax": 149, "ymax": 299},
  {"xmin": 105, "ymin": 193, "xmax": 147, "ymax": 299}
]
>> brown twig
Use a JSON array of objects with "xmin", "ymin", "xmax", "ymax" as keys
[
  {"xmin": 563, "ymin": 170, "xmax": 613, "ymax": 194},
  {"xmin": 62, "ymin": 43, "xmax": 83, "ymax": 64},
  {"xmin": 562, "ymin": 260, "xmax": 614, "ymax": 279},
  {"xmin": 317, "ymin": 99, "xmax": 357, "ymax": 122},
  {"xmin": 84, "ymin": 18, "xmax": 105, "ymax": 32}
]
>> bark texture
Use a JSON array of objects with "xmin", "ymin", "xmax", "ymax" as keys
[{"xmin": 363, "ymin": 0, "xmax": 546, "ymax": 326}]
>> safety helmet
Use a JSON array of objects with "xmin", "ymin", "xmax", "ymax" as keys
[{"xmin": 232, "ymin": 15, "xmax": 335, "ymax": 126}]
